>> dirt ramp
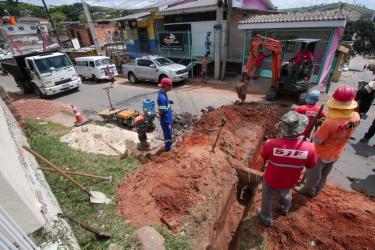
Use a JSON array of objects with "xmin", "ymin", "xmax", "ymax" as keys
[{"xmin": 117, "ymin": 103, "xmax": 284, "ymax": 249}]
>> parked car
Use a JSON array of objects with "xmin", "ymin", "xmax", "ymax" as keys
[
  {"xmin": 1, "ymin": 51, "xmax": 81, "ymax": 97},
  {"xmin": 122, "ymin": 56, "xmax": 188, "ymax": 83},
  {"xmin": 75, "ymin": 56, "xmax": 118, "ymax": 82}
]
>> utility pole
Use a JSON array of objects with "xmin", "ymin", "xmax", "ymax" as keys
[
  {"xmin": 41, "ymin": 0, "xmax": 61, "ymax": 46},
  {"xmin": 214, "ymin": 0, "xmax": 223, "ymax": 80},
  {"xmin": 221, "ymin": 0, "xmax": 231, "ymax": 80},
  {"xmin": 81, "ymin": 0, "xmax": 102, "ymax": 55}
]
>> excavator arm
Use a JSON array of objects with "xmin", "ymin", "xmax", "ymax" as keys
[{"xmin": 245, "ymin": 34, "xmax": 282, "ymax": 87}]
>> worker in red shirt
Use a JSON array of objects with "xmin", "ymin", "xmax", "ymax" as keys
[
  {"xmin": 253, "ymin": 50, "xmax": 270, "ymax": 79},
  {"xmin": 295, "ymin": 90, "xmax": 326, "ymax": 139},
  {"xmin": 287, "ymin": 46, "xmax": 314, "ymax": 80},
  {"xmin": 258, "ymin": 111, "xmax": 318, "ymax": 227}
]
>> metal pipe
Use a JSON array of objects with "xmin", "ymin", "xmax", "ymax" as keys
[
  {"xmin": 0, "ymin": 210, "xmax": 31, "ymax": 249},
  {"xmin": 0, "ymin": 232, "xmax": 18, "ymax": 250}
]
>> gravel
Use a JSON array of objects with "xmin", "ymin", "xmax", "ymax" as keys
[
  {"xmin": 12, "ymin": 99, "xmax": 68, "ymax": 121},
  {"xmin": 60, "ymin": 124, "xmax": 162, "ymax": 155}
]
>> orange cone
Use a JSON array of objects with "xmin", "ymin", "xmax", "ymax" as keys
[{"xmin": 71, "ymin": 104, "xmax": 87, "ymax": 126}]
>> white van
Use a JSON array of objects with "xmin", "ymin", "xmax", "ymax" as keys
[{"xmin": 75, "ymin": 56, "xmax": 118, "ymax": 82}]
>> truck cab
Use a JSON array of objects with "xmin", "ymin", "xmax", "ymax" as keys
[{"xmin": 25, "ymin": 52, "xmax": 81, "ymax": 96}]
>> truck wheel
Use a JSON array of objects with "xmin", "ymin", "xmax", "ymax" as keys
[
  {"xmin": 92, "ymin": 75, "xmax": 99, "ymax": 83},
  {"xmin": 159, "ymin": 74, "xmax": 168, "ymax": 82},
  {"xmin": 33, "ymin": 85, "xmax": 45, "ymax": 98},
  {"xmin": 128, "ymin": 72, "xmax": 137, "ymax": 84}
]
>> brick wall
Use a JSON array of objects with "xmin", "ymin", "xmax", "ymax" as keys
[{"xmin": 68, "ymin": 23, "xmax": 119, "ymax": 47}]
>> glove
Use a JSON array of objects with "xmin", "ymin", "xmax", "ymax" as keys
[
  {"xmin": 315, "ymin": 118, "xmax": 325, "ymax": 126},
  {"xmin": 169, "ymin": 100, "xmax": 174, "ymax": 104}
]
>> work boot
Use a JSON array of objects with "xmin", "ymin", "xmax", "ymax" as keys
[
  {"xmin": 295, "ymin": 186, "xmax": 316, "ymax": 197},
  {"xmin": 279, "ymin": 205, "xmax": 289, "ymax": 216},
  {"xmin": 257, "ymin": 209, "xmax": 273, "ymax": 227},
  {"xmin": 137, "ymin": 141, "xmax": 150, "ymax": 150},
  {"xmin": 360, "ymin": 138, "xmax": 369, "ymax": 144}
]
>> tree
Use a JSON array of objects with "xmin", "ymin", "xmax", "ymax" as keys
[
  {"xmin": 343, "ymin": 21, "xmax": 375, "ymax": 56},
  {"xmin": 51, "ymin": 11, "xmax": 67, "ymax": 34}
]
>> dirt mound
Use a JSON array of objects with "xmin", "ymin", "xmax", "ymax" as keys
[
  {"xmin": 264, "ymin": 186, "xmax": 375, "ymax": 250},
  {"xmin": 117, "ymin": 102, "xmax": 285, "ymax": 248},
  {"xmin": 12, "ymin": 99, "xmax": 68, "ymax": 121},
  {"xmin": 235, "ymin": 186, "xmax": 375, "ymax": 250}
]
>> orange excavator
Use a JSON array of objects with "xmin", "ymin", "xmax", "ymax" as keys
[{"xmin": 236, "ymin": 34, "xmax": 317, "ymax": 103}]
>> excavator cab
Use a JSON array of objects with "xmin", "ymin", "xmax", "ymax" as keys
[{"xmin": 267, "ymin": 38, "xmax": 320, "ymax": 103}]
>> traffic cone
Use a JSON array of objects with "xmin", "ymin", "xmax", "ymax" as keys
[{"xmin": 71, "ymin": 104, "xmax": 87, "ymax": 126}]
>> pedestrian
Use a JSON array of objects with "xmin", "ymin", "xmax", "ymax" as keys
[
  {"xmin": 105, "ymin": 65, "xmax": 115, "ymax": 88},
  {"xmin": 157, "ymin": 78, "xmax": 174, "ymax": 151},
  {"xmin": 297, "ymin": 86, "xmax": 360, "ymax": 197},
  {"xmin": 355, "ymin": 81, "xmax": 375, "ymax": 118},
  {"xmin": 257, "ymin": 111, "xmax": 317, "ymax": 227},
  {"xmin": 360, "ymin": 118, "xmax": 375, "ymax": 145},
  {"xmin": 201, "ymin": 54, "xmax": 209, "ymax": 82},
  {"xmin": 295, "ymin": 90, "xmax": 326, "ymax": 139},
  {"xmin": 363, "ymin": 64, "xmax": 367, "ymax": 70}
]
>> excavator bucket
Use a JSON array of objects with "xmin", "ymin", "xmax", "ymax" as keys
[{"xmin": 235, "ymin": 80, "xmax": 249, "ymax": 102}]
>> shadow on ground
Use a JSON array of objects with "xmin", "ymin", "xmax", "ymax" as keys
[
  {"xmin": 351, "ymin": 142, "xmax": 375, "ymax": 157},
  {"xmin": 349, "ymin": 175, "xmax": 375, "ymax": 197}
]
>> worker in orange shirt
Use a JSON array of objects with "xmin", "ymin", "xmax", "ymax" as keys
[{"xmin": 297, "ymin": 86, "xmax": 360, "ymax": 197}]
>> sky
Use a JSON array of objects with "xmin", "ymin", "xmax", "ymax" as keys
[{"xmin": 22, "ymin": 0, "xmax": 375, "ymax": 10}]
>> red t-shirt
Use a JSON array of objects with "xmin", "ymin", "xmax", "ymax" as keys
[
  {"xmin": 261, "ymin": 138, "xmax": 317, "ymax": 189},
  {"xmin": 255, "ymin": 53, "xmax": 268, "ymax": 68},
  {"xmin": 294, "ymin": 51, "xmax": 313, "ymax": 65},
  {"xmin": 295, "ymin": 104, "xmax": 327, "ymax": 136}
]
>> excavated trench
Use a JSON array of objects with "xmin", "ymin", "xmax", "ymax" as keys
[{"xmin": 117, "ymin": 102, "xmax": 285, "ymax": 249}]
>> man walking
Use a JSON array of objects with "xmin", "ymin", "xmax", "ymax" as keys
[
  {"xmin": 356, "ymin": 81, "xmax": 375, "ymax": 118},
  {"xmin": 295, "ymin": 90, "xmax": 326, "ymax": 138},
  {"xmin": 258, "ymin": 111, "xmax": 317, "ymax": 227},
  {"xmin": 298, "ymin": 86, "xmax": 360, "ymax": 197},
  {"xmin": 157, "ymin": 78, "xmax": 173, "ymax": 151}
]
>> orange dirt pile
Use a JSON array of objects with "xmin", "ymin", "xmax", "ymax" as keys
[
  {"xmin": 245, "ymin": 186, "xmax": 375, "ymax": 250},
  {"xmin": 117, "ymin": 102, "xmax": 284, "ymax": 235},
  {"xmin": 12, "ymin": 99, "xmax": 68, "ymax": 121}
]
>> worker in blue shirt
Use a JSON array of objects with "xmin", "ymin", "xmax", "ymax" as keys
[{"xmin": 157, "ymin": 78, "xmax": 173, "ymax": 151}]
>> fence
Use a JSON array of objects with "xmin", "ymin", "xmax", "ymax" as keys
[{"xmin": 242, "ymin": 29, "xmax": 333, "ymax": 83}]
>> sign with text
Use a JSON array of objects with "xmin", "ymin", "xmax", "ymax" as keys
[
  {"xmin": 232, "ymin": 0, "xmax": 243, "ymax": 8},
  {"xmin": 159, "ymin": 33, "xmax": 184, "ymax": 51}
]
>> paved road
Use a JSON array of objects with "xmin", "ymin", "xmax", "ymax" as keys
[{"xmin": 0, "ymin": 76, "xmax": 263, "ymax": 119}]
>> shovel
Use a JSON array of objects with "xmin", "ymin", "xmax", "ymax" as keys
[{"xmin": 23, "ymin": 146, "xmax": 110, "ymax": 204}]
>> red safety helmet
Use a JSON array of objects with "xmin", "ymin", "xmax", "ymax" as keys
[
  {"xmin": 158, "ymin": 77, "xmax": 172, "ymax": 87},
  {"xmin": 332, "ymin": 85, "xmax": 355, "ymax": 102},
  {"xmin": 328, "ymin": 85, "xmax": 357, "ymax": 110}
]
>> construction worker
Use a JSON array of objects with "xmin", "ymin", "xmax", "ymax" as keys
[
  {"xmin": 288, "ymin": 46, "xmax": 314, "ymax": 80},
  {"xmin": 356, "ymin": 81, "xmax": 375, "ymax": 119},
  {"xmin": 157, "ymin": 78, "xmax": 173, "ymax": 151},
  {"xmin": 258, "ymin": 111, "xmax": 317, "ymax": 227},
  {"xmin": 295, "ymin": 90, "xmax": 326, "ymax": 138},
  {"xmin": 298, "ymin": 86, "xmax": 360, "ymax": 197}
]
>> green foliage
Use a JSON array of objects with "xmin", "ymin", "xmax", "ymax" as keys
[
  {"xmin": 343, "ymin": 21, "xmax": 375, "ymax": 56},
  {"xmin": 25, "ymin": 119, "xmax": 190, "ymax": 249},
  {"xmin": 0, "ymin": 1, "xmax": 47, "ymax": 18},
  {"xmin": 51, "ymin": 11, "xmax": 67, "ymax": 33}
]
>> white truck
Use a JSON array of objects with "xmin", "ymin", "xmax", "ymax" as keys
[
  {"xmin": 122, "ymin": 56, "xmax": 188, "ymax": 83},
  {"xmin": 1, "ymin": 51, "xmax": 81, "ymax": 97}
]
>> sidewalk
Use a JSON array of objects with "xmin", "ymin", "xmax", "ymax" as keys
[{"xmin": 319, "ymin": 56, "xmax": 375, "ymax": 196}]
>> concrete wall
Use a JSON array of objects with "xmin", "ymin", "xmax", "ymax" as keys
[
  {"xmin": 0, "ymin": 94, "xmax": 78, "ymax": 249},
  {"xmin": 68, "ymin": 23, "xmax": 119, "ymax": 47}
]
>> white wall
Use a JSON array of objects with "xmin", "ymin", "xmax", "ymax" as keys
[
  {"xmin": 191, "ymin": 21, "xmax": 227, "ymax": 58},
  {"xmin": 0, "ymin": 96, "xmax": 65, "ymax": 235}
]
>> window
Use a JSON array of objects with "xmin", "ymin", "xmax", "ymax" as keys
[
  {"xmin": 137, "ymin": 59, "xmax": 153, "ymax": 67},
  {"xmin": 89, "ymin": 61, "xmax": 95, "ymax": 67},
  {"xmin": 95, "ymin": 58, "xmax": 110, "ymax": 66},
  {"xmin": 27, "ymin": 60, "xmax": 35, "ymax": 71},
  {"xmin": 18, "ymin": 26, "xmax": 25, "ymax": 31},
  {"xmin": 34, "ymin": 55, "xmax": 73, "ymax": 74},
  {"xmin": 30, "ymin": 26, "xmax": 36, "ymax": 30},
  {"xmin": 7, "ymin": 27, "xmax": 14, "ymax": 32},
  {"xmin": 154, "ymin": 57, "xmax": 173, "ymax": 66}
]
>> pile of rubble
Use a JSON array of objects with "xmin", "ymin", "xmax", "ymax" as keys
[{"xmin": 172, "ymin": 112, "xmax": 198, "ymax": 136}]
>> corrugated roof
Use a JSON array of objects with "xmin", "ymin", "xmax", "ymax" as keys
[
  {"xmin": 239, "ymin": 11, "xmax": 348, "ymax": 24},
  {"xmin": 110, "ymin": 11, "xmax": 151, "ymax": 22},
  {"xmin": 159, "ymin": 0, "xmax": 216, "ymax": 13}
]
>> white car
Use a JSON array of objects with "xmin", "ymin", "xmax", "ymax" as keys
[
  {"xmin": 122, "ymin": 56, "xmax": 188, "ymax": 83},
  {"xmin": 75, "ymin": 56, "xmax": 118, "ymax": 82}
]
